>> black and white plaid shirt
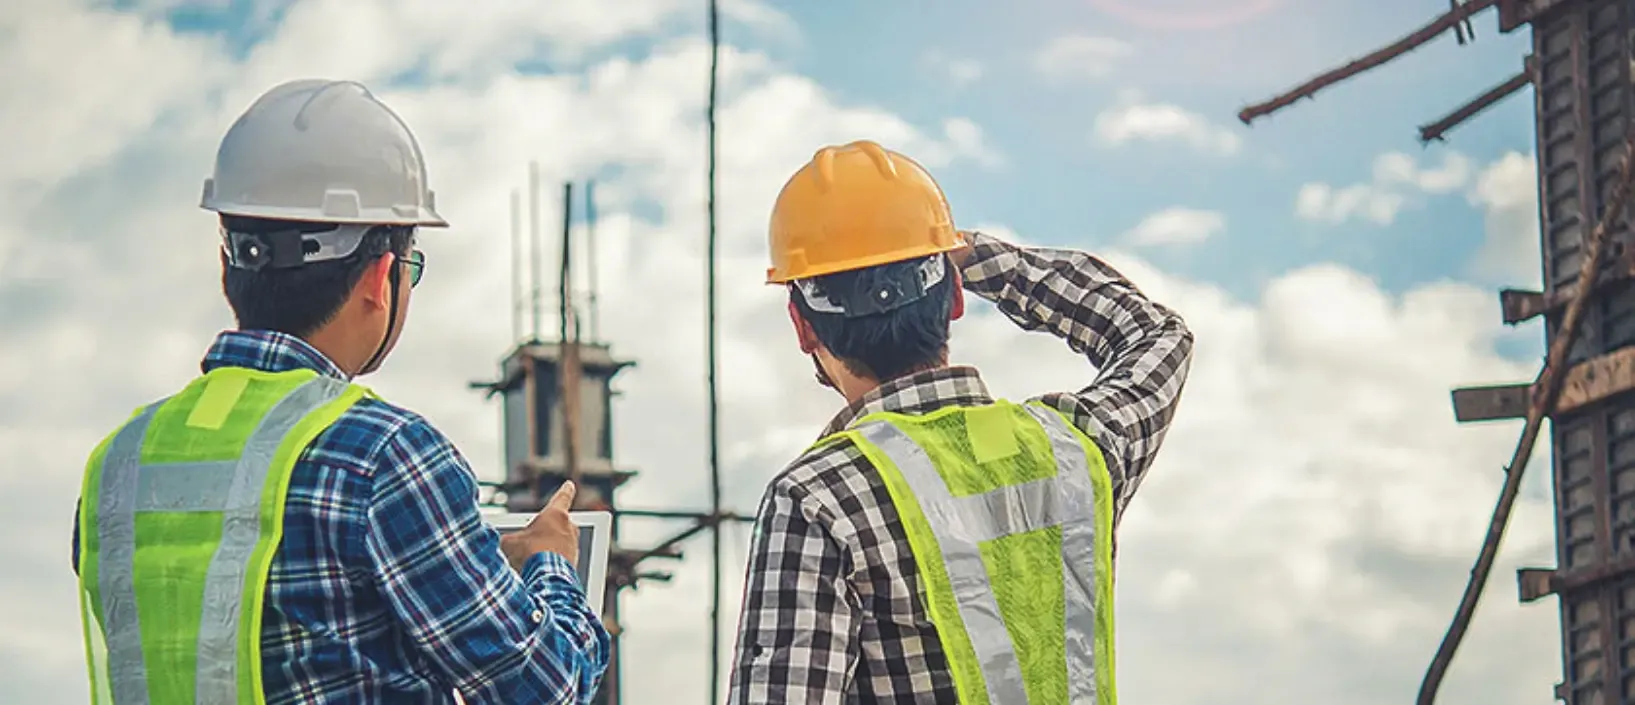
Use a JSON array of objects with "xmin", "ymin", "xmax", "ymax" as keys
[{"xmin": 727, "ymin": 231, "xmax": 1194, "ymax": 704}]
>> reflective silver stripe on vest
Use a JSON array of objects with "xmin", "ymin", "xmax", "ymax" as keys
[
  {"xmin": 97, "ymin": 402, "xmax": 165, "ymax": 705},
  {"xmin": 1025, "ymin": 405, "xmax": 1102, "ymax": 705},
  {"xmin": 94, "ymin": 376, "xmax": 349, "ymax": 704},
  {"xmin": 134, "ymin": 462, "xmax": 239, "ymax": 512},
  {"xmin": 853, "ymin": 406, "xmax": 1104, "ymax": 704}
]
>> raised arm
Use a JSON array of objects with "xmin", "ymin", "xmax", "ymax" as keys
[
  {"xmin": 959, "ymin": 230, "xmax": 1194, "ymax": 521},
  {"xmin": 364, "ymin": 418, "xmax": 609, "ymax": 704}
]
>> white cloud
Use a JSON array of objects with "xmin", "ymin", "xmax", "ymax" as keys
[
  {"xmin": 1093, "ymin": 93, "xmax": 1241, "ymax": 155},
  {"xmin": 1295, "ymin": 182, "xmax": 1406, "ymax": 225},
  {"xmin": 0, "ymin": 3, "xmax": 1563, "ymax": 705},
  {"xmin": 1467, "ymin": 151, "xmax": 1541, "ymax": 286},
  {"xmin": 940, "ymin": 117, "xmax": 1002, "ymax": 168},
  {"xmin": 1123, "ymin": 207, "xmax": 1225, "ymax": 246},
  {"xmin": 1301, "ymin": 149, "xmax": 1541, "ymax": 286},
  {"xmin": 922, "ymin": 48, "xmax": 983, "ymax": 87},
  {"xmin": 1377, "ymin": 151, "xmax": 1474, "ymax": 194},
  {"xmin": 1033, "ymin": 34, "xmax": 1131, "ymax": 80},
  {"xmin": 1296, "ymin": 150, "xmax": 1474, "ymax": 225}
]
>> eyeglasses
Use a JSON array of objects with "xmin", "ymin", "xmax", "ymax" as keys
[{"xmin": 404, "ymin": 249, "xmax": 425, "ymax": 287}]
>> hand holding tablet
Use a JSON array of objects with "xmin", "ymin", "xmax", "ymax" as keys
[
  {"xmin": 488, "ymin": 482, "xmax": 613, "ymax": 614},
  {"xmin": 497, "ymin": 482, "xmax": 583, "ymax": 569}
]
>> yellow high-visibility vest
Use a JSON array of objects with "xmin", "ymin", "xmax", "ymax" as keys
[
  {"xmin": 819, "ymin": 399, "xmax": 1117, "ymax": 704},
  {"xmin": 76, "ymin": 368, "xmax": 367, "ymax": 704}
]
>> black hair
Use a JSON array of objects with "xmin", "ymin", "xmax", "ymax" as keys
[
  {"xmin": 220, "ymin": 215, "xmax": 413, "ymax": 337},
  {"xmin": 790, "ymin": 256, "xmax": 955, "ymax": 383}
]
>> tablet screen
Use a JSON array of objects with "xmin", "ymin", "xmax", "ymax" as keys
[{"xmin": 573, "ymin": 527, "xmax": 594, "ymax": 586}]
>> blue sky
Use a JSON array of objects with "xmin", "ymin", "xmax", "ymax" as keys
[
  {"xmin": 140, "ymin": 0, "xmax": 1542, "ymax": 306},
  {"xmin": 771, "ymin": 0, "xmax": 1538, "ymax": 296}
]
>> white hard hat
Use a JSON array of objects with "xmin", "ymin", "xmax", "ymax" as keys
[{"xmin": 201, "ymin": 79, "xmax": 448, "ymax": 227}]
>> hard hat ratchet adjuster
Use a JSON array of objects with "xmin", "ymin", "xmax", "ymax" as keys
[
  {"xmin": 222, "ymin": 224, "xmax": 372, "ymax": 272},
  {"xmin": 794, "ymin": 255, "xmax": 946, "ymax": 318}
]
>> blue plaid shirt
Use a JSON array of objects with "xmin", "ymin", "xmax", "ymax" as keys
[{"xmin": 73, "ymin": 329, "xmax": 609, "ymax": 704}]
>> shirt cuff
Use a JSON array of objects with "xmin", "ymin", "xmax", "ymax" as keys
[{"xmin": 520, "ymin": 551, "xmax": 584, "ymax": 592}]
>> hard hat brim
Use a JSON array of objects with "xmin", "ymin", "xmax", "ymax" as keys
[
  {"xmin": 203, "ymin": 200, "xmax": 449, "ymax": 228},
  {"xmin": 765, "ymin": 233, "xmax": 966, "ymax": 285}
]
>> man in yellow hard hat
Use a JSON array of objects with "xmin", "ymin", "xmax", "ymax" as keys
[{"xmin": 727, "ymin": 140, "xmax": 1193, "ymax": 704}]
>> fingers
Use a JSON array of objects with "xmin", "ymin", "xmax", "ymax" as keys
[{"xmin": 546, "ymin": 481, "xmax": 577, "ymax": 512}]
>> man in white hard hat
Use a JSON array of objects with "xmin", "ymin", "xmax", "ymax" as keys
[{"xmin": 69, "ymin": 80, "xmax": 608, "ymax": 704}]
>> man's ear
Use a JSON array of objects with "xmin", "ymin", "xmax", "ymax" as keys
[
  {"xmin": 359, "ymin": 254, "xmax": 396, "ymax": 310},
  {"xmin": 949, "ymin": 270, "xmax": 965, "ymax": 321},
  {"xmin": 787, "ymin": 299, "xmax": 821, "ymax": 354}
]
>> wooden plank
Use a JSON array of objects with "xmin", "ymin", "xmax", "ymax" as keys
[
  {"xmin": 1515, "ymin": 555, "xmax": 1635, "ymax": 604},
  {"xmin": 1451, "ymin": 347, "xmax": 1635, "ymax": 423},
  {"xmin": 1505, "ymin": 0, "xmax": 1574, "ymax": 31},
  {"xmin": 1517, "ymin": 567, "xmax": 1557, "ymax": 602},
  {"xmin": 1497, "ymin": 0, "xmax": 1521, "ymax": 31},
  {"xmin": 1236, "ymin": 0, "xmax": 1499, "ymax": 124},
  {"xmin": 1451, "ymin": 384, "xmax": 1532, "ymax": 421},
  {"xmin": 1556, "ymin": 345, "xmax": 1635, "ymax": 414},
  {"xmin": 1418, "ymin": 60, "xmax": 1533, "ymax": 143},
  {"xmin": 1499, "ymin": 288, "xmax": 1547, "ymax": 324},
  {"xmin": 1500, "ymin": 255, "xmax": 1635, "ymax": 324}
]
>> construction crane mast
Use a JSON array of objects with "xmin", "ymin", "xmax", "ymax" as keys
[{"xmin": 1241, "ymin": 1, "xmax": 1635, "ymax": 702}]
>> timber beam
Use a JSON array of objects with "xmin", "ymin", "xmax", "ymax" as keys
[
  {"xmin": 1499, "ymin": 250, "xmax": 1635, "ymax": 324},
  {"xmin": 1499, "ymin": 288, "xmax": 1546, "ymax": 324},
  {"xmin": 1516, "ymin": 567, "xmax": 1556, "ymax": 602},
  {"xmin": 1498, "ymin": 0, "xmax": 1572, "ymax": 33},
  {"xmin": 1516, "ymin": 554, "xmax": 1635, "ymax": 603},
  {"xmin": 1451, "ymin": 346, "xmax": 1635, "ymax": 421},
  {"xmin": 1417, "ymin": 58, "xmax": 1533, "ymax": 144}
]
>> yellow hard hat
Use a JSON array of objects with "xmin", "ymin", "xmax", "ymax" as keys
[{"xmin": 766, "ymin": 140, "xmax": 965, "ymax": 284}]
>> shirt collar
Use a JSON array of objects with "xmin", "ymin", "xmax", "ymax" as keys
[
  {"xmin": 201, "ymin": 329, "xmax": 351, "ymax": 380},
  {"xmin": 819, "ymin": 365, "xmax": 994, "ymax": 438}
]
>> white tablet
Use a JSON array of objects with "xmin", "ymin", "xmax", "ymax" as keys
[{"xmin": 487, "ymin": 511, "xmax": 612, "ymax": 615}]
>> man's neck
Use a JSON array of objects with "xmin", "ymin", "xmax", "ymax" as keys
[
  {"xmin": 837, "ymin": 376, "xmax": 878, "ymax": 405},
  {"xmin": 300, "ymin": 326, "xmax": 361, "ymax": 377}
]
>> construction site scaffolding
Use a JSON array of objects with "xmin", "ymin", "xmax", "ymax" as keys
[
  {"xmin": 471, "ymin": 3, "xmax": 752, "ymax": 704},
  {"xmin": 1240, "ymin": 1, "xmax": 1635, "ymax": 702}
]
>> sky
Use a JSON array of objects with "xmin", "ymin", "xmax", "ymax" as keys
[{"xmin": 0, "ymin": 0, "xmax": 1573, "ymax": 703}]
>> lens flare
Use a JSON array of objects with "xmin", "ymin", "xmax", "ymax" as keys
[{"xmin": 1084, "ymin": 0, "xmax": 1284, "ymax": 30}]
